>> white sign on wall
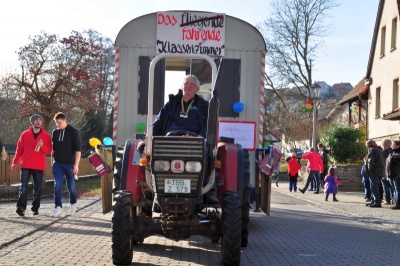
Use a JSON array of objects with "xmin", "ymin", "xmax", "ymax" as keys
[
  {"xmin": 156, "ymin": 11, "xmax": 225, "ymax": 56},
  {"xmin": 218, "ymin": 121, "xmax": 256, "ymax": 151}
]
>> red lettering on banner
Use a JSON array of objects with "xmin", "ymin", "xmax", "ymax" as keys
[
  {"xmin": 181, "ymin": 27, "xmax": 221, "ymax": 41},
  {"xmin": 157, "ymin": 14, "xmax": 177, "ymax": 26}
]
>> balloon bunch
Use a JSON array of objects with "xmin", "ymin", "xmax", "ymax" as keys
[{"xmin": 300, "ymin": 98, "xmax": 313, "ymax": 112}]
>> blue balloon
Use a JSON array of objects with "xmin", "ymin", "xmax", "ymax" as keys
[
  {"xmin": 232, "ymin": 102, "xmax": 244, "ymax": 113},
  {"xmin": 103, "ymin": 137, "xmax": 113, "ymax": 146}
]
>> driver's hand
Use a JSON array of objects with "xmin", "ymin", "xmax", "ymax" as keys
[{"xmin": 137, "ymin": 141, "xmax": 145, "ymax": 153}]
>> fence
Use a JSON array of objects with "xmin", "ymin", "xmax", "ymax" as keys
[{"xmin": 0, "ymin": 155, "xmax": 99, "ymax": 186}]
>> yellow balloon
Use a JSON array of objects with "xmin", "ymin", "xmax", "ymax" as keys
[{"xmin": 89, "ymin": 137, "xmax": 101, "ymax": 148}]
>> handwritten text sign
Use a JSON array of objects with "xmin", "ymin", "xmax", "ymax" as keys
[
  {"xmin": 218, "ymin": 121, "xmax": 256, "ymax": 150},
  {"xmin": 156, "ymin": 11, "xmax": 225, "ymax": 56}
]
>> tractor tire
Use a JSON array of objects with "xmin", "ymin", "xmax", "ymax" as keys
[
  {"xmin": 241, "ymin": 150, "xmax": 250, "ymax": 247},
  {"xmin": 112, "ymin": 191, "xmax": 134, "ymax": 265},
  {"xmin": 113, "ymin": 146, "xmax": 124, "ymax": 192},
  {"xmin": 221, "ymin": 191, "xmax": 241, "ymax": 266}
]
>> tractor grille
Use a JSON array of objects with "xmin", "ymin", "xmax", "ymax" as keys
[
  {"xmin": 152, "ymin": 136, "xmax": 206, "ymax": 196},
  {"xmin": 152, "ymin": 137, "xmax": 204, "ymax": 158}
]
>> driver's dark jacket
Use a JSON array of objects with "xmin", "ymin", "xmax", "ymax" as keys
[{"xmin": 152, "ymin": 90, "xmax": 209, "ymax": 138}]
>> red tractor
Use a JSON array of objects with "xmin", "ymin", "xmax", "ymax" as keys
[{"xmin": 111, "ymin": 54, "xmax": 250, "ymax": 266}]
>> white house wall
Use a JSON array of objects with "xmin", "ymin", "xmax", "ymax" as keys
[{"xmin": 369, "ymin": 0, "xmax": 400, "ymax": 140}]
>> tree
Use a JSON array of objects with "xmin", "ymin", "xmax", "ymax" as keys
[
  {"xmin": 1, "ymin": 31, "xmax": 105, "ymax": 130},
  {"xmin": 321, "ymin": 123, "xmax": 367, "ymax": 164},
  {"xmin": 258, "ymin": 0, "xmax": 338, "ymax": 99}
]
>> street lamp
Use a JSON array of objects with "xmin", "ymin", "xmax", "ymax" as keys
[{"xmin": 310, "ymin": 83, "xmax": 321, "ymax": 149}]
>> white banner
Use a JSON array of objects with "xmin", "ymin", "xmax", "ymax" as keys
[{"xmin": 156, "ymin": 11, "xmax": 225, "ymax": 56}]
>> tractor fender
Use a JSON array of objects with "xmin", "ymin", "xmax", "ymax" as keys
[{"xmin": 216, "ymin": 142, "xmax": 244, "ymax": 194}]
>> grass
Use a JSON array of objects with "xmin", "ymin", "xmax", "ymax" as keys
[{"xmin": 0, "ymin": 176, "xmax": 102, "ymax": 202}]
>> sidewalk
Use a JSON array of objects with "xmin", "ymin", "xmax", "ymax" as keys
[
  {"xmin": 272, "ymin": 180, "xmax": 400, "ymax": 234},
  {"xmin": 0, "ymin": 196, "xmax": 102, "ymax": 250}
]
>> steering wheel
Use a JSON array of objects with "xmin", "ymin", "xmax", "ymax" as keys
[{"xmin": 166, "ymin": 130, "xmax": 198, "ymax": 137}]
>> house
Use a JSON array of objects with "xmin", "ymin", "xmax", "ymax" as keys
[
  {"xmin": 335, "ymin": 0, "xmax": 399, "ymax": 143},
  {"xmin": 364, "ymin": 0, "xmax": 400, "ymax": 142}
]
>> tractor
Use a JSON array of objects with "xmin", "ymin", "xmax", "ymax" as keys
[{"xmin": 111, "ymin": 54, "xmax": 250, "ymax": 266}]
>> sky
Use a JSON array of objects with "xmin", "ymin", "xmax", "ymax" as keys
[{"xmin": 0, "ymin": 0, "xmax": 379, "ymax": 87}]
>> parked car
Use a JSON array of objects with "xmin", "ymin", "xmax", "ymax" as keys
[{"xmin": 284, "ymin": 148, "xmax": 305, "ymax": 159}]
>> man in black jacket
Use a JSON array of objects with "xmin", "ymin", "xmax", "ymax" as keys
[
  {"xmin": 152, "ymin": 75, "xmax": 208, "ymax": 138},
  {"xmin": 51, "ymin": 112, "xmax": 82, "ymax": 217},
  {"xmin": 364, "ymin": 140, "xmax": 386, "ymax": 208},
  {"xmin": 387, "ymin": 140, "xmax": 400, "ymax": 210}
]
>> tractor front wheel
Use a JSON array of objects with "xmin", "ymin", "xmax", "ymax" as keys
[
  {"xmin": 112, "ymin": 191, "xmax": 134, "ymax": 265},
  {"xmin": 221, "ymin": 191, "xmax": 241, "ymax": 266}
]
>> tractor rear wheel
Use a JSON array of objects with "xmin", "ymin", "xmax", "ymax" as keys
[
  {"xmin": 241, "ymin": 150, "xmax": 250, "ymax": 247},
  {"xmin": 112, "ymin": 191, "xmax": 133, "ymax": 265},
  {"xmin": 221, "ymin": 191, "xmax": 241, "ymax": 266}
]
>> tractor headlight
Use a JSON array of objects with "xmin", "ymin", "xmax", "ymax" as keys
[
  {"xmin": 185, "ymin": 161, "xmax": 202, "ymax": 172},
  {"xmin": 153, "ymin": 160, "xmax": 170, "ymax": 171}
]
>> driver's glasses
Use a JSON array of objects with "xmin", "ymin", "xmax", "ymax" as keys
[{"xmin": 183, "ymin": 82, "xmax": 198, "ymax": 88}]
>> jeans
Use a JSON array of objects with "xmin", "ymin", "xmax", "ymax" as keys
[
  {"xmin": 303, "ymin": 171, "xmax": 321, "ymax": 192},
  {"xmin": 369, "ymin": 173, "xmax": 381, "ymax": 205},
  {"xmin": 388, "ymin": 177, "xmax": 400, "ymax": 206},
  {"xmin": 17, "ymin": 169, "xmax": 43, "ymax": 211},
  {"xmin": 52, "ymin": 161, "xmax": 77, "ymax": 208},
  {"xmin": 363, "ymin": 181, "xmax": 371, "ymax": 200},
  {"xmin": 289, "ymin": 182, "xmax": 297, "ymax": 191},
  {"xmin": 381, "ymin": 178, "xmax": 394, "ymax": 201}
]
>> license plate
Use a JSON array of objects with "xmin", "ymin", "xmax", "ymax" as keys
[{"xmin": 164, "ymin": 179, "xmax": 191, "ymax": 193}]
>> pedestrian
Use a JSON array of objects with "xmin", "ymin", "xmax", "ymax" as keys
[
  {"xmin": 381, "ymin": 139, "xmax": 394, "ymax": 205},
  {"xmin": 51, "ymin": 112, "xmax": 82, "ymax": 217},
  {"xmin": 318, "ymin": 143, "xmax": 329, "ymax": 192},
  {"xmin": 299, "ymin": 147, "xmax": 323, "ymax": 194},
  {"xmin": 287, "ymin": 153, "xmax": 301, "ymax": 192},
  {"xmin": 323, "ymin": 166, "xmax": 340, "ymax": 201},
  {"xmin": 361, "ymin": 164, "xmax": 371, "ymax": 202},
  {"xmin": 11, "ymin": 114, "xmax": 52, "ymax": 216},
  {"xmin": 386, "ymin": 140, "xmax": 400, "ymax": 210},
  {"xmin": 364, "ymin": 140, "xmax": 386, "ymax": 208}
]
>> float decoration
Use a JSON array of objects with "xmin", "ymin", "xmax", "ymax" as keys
[{"xmin": 300, "ymin": 98, "xmax": 313, "ymax": 112}]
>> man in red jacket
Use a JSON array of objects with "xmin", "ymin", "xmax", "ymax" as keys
[
  {"xmin": 11, "ymin": 114, "xmax": 52, "ymax": 216},
  {"xmin": 299, "ymin": 147, "xmax": 324, "ymax": 194}
]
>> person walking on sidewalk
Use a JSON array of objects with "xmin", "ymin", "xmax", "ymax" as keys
[
  {"xmin": 11, "ymin": 114, "xmax": 52, "ymax": 216},
  {"xmin": 287, "ymin": 153, "xmax": 301, "ymax": 192},
  {"xmin": 51, "ymin": 112, "xmax": 82, "ymax": 217},
  {"xmin": 381, "ymin": 139, "xmax": 394, "ymax": 205},
  {"xmin": 364, "ymin": 140, "xmax": 386, "ymax": 208},
  {"xmin": 324, "ymin": 166, "xmax": 341, "ymax": 202},
  {"xmin": 299, "ymin": 147, "xmax": 323, "ymax": 194},
  {"xmin": 318, "ymin": 143, "xmax": 329, "ymax": 192},
  {"xmin": 386, "ymin": 140, "xmax": 400, "ymax": 210}
]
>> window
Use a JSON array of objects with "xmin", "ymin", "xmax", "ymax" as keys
[
  {"xmin": 375, "ymin": 87, "xmax": 381, "ymax": 118},
  {"xmin": 381, "ymin": 26, "xmax": 386, "ymax": 57},
  {"xmin": 391, "ymin": 18, "xmax": 397, "ymax": 50},
  {"xmin": 393, "ymin": 79, "xmax": 399, "ymax": 109}
]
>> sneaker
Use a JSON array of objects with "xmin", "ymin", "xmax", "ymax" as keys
[
  {"xmin": 31, "ymin": 207, "xmax": 39, "ymax": 216},
  {"xmin": 51, "ymin": 206, "xmax": 62, "ymax": 217},
  {"xmin": 390, "ymin": 205, "xmax": 400, "ymax": 210},
  {"xmin": 383, "ymin": 200, "xmax": 391, "ymax": 205},
  {"xmin": 313, "ymin": 191, "xmax": 319, "ymax": 194},
  {"xmin": 299, "ymin": 188, "xmax": 305, "ymax": 194},
  {"xmin": 68, "ymin": 204, "xmax": 77, "ymax": 216},
  {"xmin": 16, "ymin": 207, "xmax": 25, "ymax": 217}
]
